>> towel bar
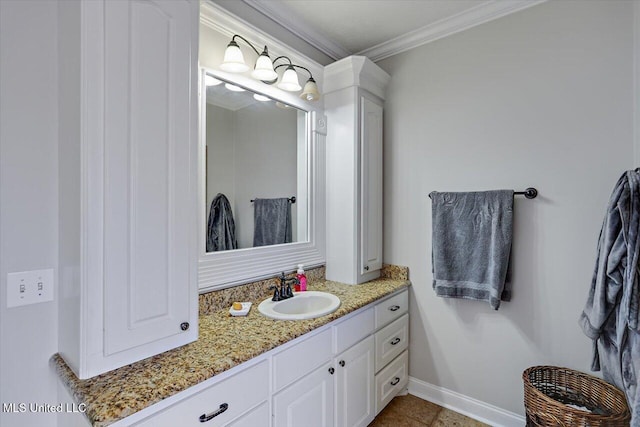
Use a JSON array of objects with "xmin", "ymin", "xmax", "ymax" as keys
[
  {"xmin": 428, "ymin": 188, "xmax": 538, "ymax": 199},
  {"xmin": 250, "ymin": 196, "xmax": 296, "ymax": 204}
]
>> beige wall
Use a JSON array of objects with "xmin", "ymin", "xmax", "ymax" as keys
[{"xmin": 378, "ymin": 0, "xmax": 634, "ymax": 416}]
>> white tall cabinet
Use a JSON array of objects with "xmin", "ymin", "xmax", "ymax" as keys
[
  {"xmin": 325, "ymin": 56, "xmax": 390, "ymax": 284},
  {"xmin": 58, "ymin": 0, "xmax": 199, "ymax": 379}
]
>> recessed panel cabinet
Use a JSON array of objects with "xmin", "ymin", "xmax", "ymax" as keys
[
  {"xmin": 58, "ymin": 0, "xmax": 199, "ymax": 379},
  {"xmin": 325, "ymin": 56, "xmax": 390, "ymax": 284}
]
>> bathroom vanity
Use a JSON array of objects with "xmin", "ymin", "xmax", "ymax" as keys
[
  {"xmin": 53, "ymin": 2, "xmax": 402, "ymax": 426},
  {"xmin": 55, "ymin": 275, "xmax": 410, "ymax": 427}
]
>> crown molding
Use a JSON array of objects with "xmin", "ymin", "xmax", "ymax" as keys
[
  {"xmin": 242, "ymin": 0, "xmax": 352, "ymax": 61},
  {"xmin": 358, "ymin": 0, "xmax": 547, "ymax": 62},
  {"xmin": 323, "ymin": 56, "xmax": 390, "ymax": 100}
]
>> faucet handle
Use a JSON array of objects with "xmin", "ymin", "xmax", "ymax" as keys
[{"xmin": 269, "ymin": 285, "xmax": 282, "ymax": 302}]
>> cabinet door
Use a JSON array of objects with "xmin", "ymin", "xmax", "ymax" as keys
[
  {"xmin": 273, "ymin": 362, "xmax": 335, "ymax": 427},
  {"xmin": 335, "ymin": 335, "xmax": 375, "ymax": 427},
  {"xmin": 102, "ymin": 0, "xmax": 198, "ymax": 356},
  {"xmin": 360, "ymin": 96, "xmax": 383, "ymax": 275},
  {"xmin": 225, "ymin": 402, "xmax": 269, "ymax": 427}
]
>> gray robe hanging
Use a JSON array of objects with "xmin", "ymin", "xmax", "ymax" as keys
[
  {"xmin": 580, "ymin": 170, "xmax": 640, "ymax": 425},
  {"xmin": 207, "ymin": 193, "xmax": 237, "ymax": 252}
]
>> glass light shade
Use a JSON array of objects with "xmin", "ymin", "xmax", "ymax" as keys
[
  {"xmin": 253, "ymin": 94, "xmax": 270, "ymax": 102},
  {"xmin": 251, "ymin": 53, "xmax": 278, "ymax": 81},
  {"xmin": 300, "ymin": 78, "xmax": 320, "ymax": 101},
  {"xmin": 224, "ymin": 83, "xmax": 245, "ymax": 92},
  {"xmin": 205, "ymin": 75, "xmax": 222, "ymax": 86},
  {"xmin": 220, "ymin": 41, "xmax": 249, "ymax": 73},
  {"xmin": 278, "ymin": 66, "xmax": 302, "ymax": 92}
]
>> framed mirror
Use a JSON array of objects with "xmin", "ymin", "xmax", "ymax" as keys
[
  {"xmin": 198, "ymin": 68, "xmax": 326, "ymax": 291},
  {"xmin": 203, "ymin": 72, "xmax": 308, "ymax": 252}
]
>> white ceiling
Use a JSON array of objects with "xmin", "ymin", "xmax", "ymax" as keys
[{"xmin": 241, "ymin": 0, "xmax": 546, "ymax": 62}]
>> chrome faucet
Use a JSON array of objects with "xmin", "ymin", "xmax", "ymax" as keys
[{"xmin": 269, "ymin": 272, "xmax": 298, "ymax": 301}]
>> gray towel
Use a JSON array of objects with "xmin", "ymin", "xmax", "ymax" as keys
[
  {"xmin": 207, "ymin": 193, "xmax": 237, "ymax": 252},
  {"xmin": 253, "ymin": 198, "xmax": 292, "ymax": 247},
  {"xmin": 579, "ymin": 170, "xmax": 640, "ymax": 424},
  {"xmin": 430, "ymin": 190, "xmax": 514, "ymax": 310}
]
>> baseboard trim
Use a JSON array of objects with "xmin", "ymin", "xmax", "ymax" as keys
[{"xmin": 408, "ymin": 377, "xmax": 526, "ymax": 427}]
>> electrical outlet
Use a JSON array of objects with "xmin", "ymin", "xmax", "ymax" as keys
[{"xmin": 7, "ymin": 269, "xmax": 54, "ymax": 308}]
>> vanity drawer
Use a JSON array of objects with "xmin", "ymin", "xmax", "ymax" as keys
[
  {"xmin": 333, "ymin": 307, "xmax": 374, "ymax": 354},
  {"xmin": 273, "ymin": 328, "xmax": 332, "ymax": 392},
  {"xmin": 134, "ymin": 360, "xmax": 268, "ymax": 427},
  {"xmin": 374, "ymin": 314, "xmax": 408, "ymax": 372},
  {"xmin": 375, "ymin": 290, "xmax": 408, "ymax": 329},
  {"xmin": 375, "ymin": 350, "xmax": 408, "ymax": 415}
]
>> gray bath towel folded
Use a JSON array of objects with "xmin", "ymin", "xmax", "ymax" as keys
[
  {"xmin": 430, "ymin": 190, "xmax": 514, "ymax": 310},
  {"xmin": 253, "ymin": 198, "xmax": 292, "ymax": 247}
]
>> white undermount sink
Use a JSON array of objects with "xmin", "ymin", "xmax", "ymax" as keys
[{"xmin": 258, "ymin": 291, "xmax": 341, "ymax": 320}]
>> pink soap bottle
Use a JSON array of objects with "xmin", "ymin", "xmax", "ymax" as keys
[{"xmin": 296, "ymin": 264, "xmax": 307, "ymax": 292}]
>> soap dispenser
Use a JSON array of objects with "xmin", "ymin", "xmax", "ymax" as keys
[{"xmin": 296, "ymin": 264, "xmax": 307, "ymax": 292}]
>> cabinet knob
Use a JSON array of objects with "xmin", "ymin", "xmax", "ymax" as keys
[
  {"xmin": 180, "ymin": 322, "xmax": 190, "ymax": 331},
  {"xmin": 364, "ymin": 266, "xmax": 369, "ymax": 271},
  {"xmin": 390, "ymin": 377, "xmax": 400, "ymax": 386},
  {"xmin": 339, "ymin": 360, "xmax": 345, "ymax": 367},
  {"xmin": 199, "ymin": 403, "xmax": 228, "ymax": 422},
  {"xmin": 389, "ymin": 305, "xmax": 400, "ymax": 312},
  {"xmin": 390, "ymin": 337, "xmax": 401, "ymax": 345},
  {"xmin": 328, "ymin": 367, "xmax": 335, "ymax": 375}
]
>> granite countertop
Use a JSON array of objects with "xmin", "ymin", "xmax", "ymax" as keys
[{"xmin": 52, "ymin": 268, "xmax": 410, "ymax": 427}]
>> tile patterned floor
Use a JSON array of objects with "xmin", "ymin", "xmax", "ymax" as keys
[{"xmin": 369, "ymin": 394, "xmax": 489, "ymax": 427}]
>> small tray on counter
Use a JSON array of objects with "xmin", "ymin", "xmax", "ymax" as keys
[{"xmin": 229, "ymin": 302, "xmax": 252, "ymax": 317}]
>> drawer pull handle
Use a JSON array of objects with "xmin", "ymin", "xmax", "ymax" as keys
[
  {"xmin": 329, "ymin": 367, "xmax": 335, "ymax": 375},
  {"xmin": 390, "ymin": 377, "xmax": 400, "ymax": 386},
  {"xmin": 364, "ymin": 266, "xmax": 369, "ymax": 271},
  {"xmin": 390, "ymin": 337, "xmax": 401, "ymax": 345},
  {"xmin": 199, "ymin": 403, "xmax": 228, "ymax": 423},
  {"xmin": 389, "ymin": 305, "xmax": 400, "ymax": 312},
  {"xmin": 339, "ymin": 360, "xmax": 345, "ymax": 367}
]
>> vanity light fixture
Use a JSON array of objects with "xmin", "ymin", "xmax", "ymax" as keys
[
  {"xmin": 220, "ymin": 34, "xmax": 320, "ymax": 101},
  {"xmin": 221, "ymin": 35, "xmax": 277, "ymax": 80},
  {"xmin": 253, "ymin": 94, "xmax": 270, "ymax": 102},
  {"xmin": 205, "ymin": 75, "xmax": 222, "ymax": 86},
  {"xmin": 224, "ymin": 83, "xmax": 245, "ymax": 92}
]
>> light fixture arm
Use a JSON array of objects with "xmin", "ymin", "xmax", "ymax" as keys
[
  {"xmin": 230, "ymin": 34, "xmax": 263, "ymax": 56},
  {"xmin": 274, "ymin": 63, "xmax": 314, "ymax": 80}
]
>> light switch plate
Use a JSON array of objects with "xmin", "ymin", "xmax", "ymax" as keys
[{"xmin": 7, "ymin": 269, "xmax": 54, "ymax": 308}]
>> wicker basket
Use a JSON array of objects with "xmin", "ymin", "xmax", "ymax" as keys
[{"xmin": 523, "ymin": 366, "xmax": 630, "ymax": 426}]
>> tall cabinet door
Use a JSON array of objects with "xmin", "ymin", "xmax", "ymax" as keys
[
  {"xmin": 360, "ymin": 95, "xmax": 383, "ymax": 276},
  {"xmin": 101, "ymin": 0, "xmax": 198, "ymax": 357}
]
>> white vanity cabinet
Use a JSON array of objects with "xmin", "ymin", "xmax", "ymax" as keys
[
  {"xmin": 325, "ymin": 56, "xmax": 390, "ymax": 284},
  {"xmin": 133, "ymin": 361, "xmax": 269, "ymax": 427},
  {"xmin": 271, "ymin": 289, "xmax": 407, "ymax": 427},
  {"xmin": 372, "ymin": 291, "xmax": 409, "ymax": 415},
  {"xmin": 57, "ymin": 0, "xmax": 199, "ymax": 379}
]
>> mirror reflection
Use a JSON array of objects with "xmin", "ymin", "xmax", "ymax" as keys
[{"xmin": 204, "ymin": 73, "xmax": 308, "ymax": 252}]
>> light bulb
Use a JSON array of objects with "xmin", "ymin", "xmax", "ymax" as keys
[
  {"xmin": 253, "ymin": 94, "xmax": 270, "ymax": 102},
  {"xmin": 220, "ymin": 40, "xmax": 249, "ymax": 73},
  {"xmin": 225, "ymin": 83, "xmax": 245, "ymax": 92},
  {"xmin": 300, "ymin": 77, "xmax": 320, "ymax": 101},
  {"xmin": 278, "ymin": 66, "xmax": 301, "ymax": 92},
  {"xmin": 251, "ymin": 50, "xmax": 278, "ymax": 81},
  {"xmin": 205, "ymin": 75, "xmax": 222, "ymax": 86}
]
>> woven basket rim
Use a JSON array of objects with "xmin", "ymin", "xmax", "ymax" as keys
[{"xmin": 522, "ymin": 365, "xmax": 630, "ymax": 419}]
